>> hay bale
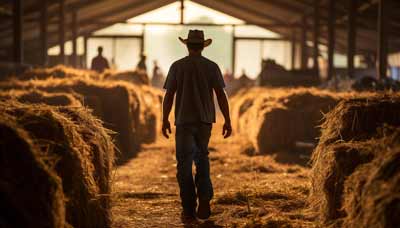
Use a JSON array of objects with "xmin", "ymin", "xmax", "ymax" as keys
[
  {"xmin": 0, "ymin": 77, "xmax": 162, "ymax": 162},
  {"xmin": 19, "ymin": 65, "xmax": 98, "ymax": 81},
  {"xmin": 258, "ymin": 59, "xmax": 320, "ymax": 87},
  {"xmin": 135, "ymin": 85, "xmax": 163, "ymax": 143},
  {"xmin": 0, "ymin": 78, "xmax": 139, "ymax": 161},
  {"xmin": 0, "ymin": 114, "xmax": 65, "ymax": 228},
  {"xmin": 0, "ymin": 89, "xmax": 81, "ymax": 107},
  {"xmin": 230, "ymin": 88, "xmax": 259, "ymax": 132},
  {"xmin": 343, "ymin": 133, "xmax": 400, "ymax": 228},
  {"xmin": 102, "ymin": 69, "xmax": 150, "ymax": 85},
  {"xmin": 310, "ymin": 95, "xmax": 400, "ymax": 226},
  {"xmin": 0, "ymin": 101, "xmax": 114, "ymax": 228},
  {"xmin": 233, "ymin": 87, "xmax": 340, "ymax": 154}
]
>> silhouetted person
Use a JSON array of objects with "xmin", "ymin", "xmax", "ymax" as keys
[
  {"xmin": 223, "ymin": 69, "xmax": 233, "ymax": 84},
  {"xmin": 91, "ymin": 46, "xmax": 110, "ymax": 73},
  {"xmin": 238, "ymin": 69, "xmax": 253, "ymax": 87},
  {"xmin": 151, "ymin": 60, "xmax": 165, "ymax": 88},
  {"xmin": 162, "ymin": 30, "xmax": 232, "ymax": 222},
  {"xmin": 137, "ymin": 54, "xmax": 147, "ymax": 72}
]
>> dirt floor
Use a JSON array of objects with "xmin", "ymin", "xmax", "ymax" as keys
[{"xmin": 111, "ymin": 119, "xmax": 316, "ymax": 228}]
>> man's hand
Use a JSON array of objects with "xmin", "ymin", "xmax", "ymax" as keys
[
  {"xmin": 162, "ymin": 120, "xmax": 172, "ymax": 139},
  {"xmin": 222, "ymin": 122, "xmax": 232, "ymax": 139}
]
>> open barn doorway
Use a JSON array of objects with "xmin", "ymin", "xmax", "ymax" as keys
[{"xmin": 86, "ymin": 35, "xmax": 143, "ymax": 71}]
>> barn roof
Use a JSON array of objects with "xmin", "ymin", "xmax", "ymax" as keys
[{"xmin": 0, "ymin": 0, "xmax": 399, "ymax": 61}]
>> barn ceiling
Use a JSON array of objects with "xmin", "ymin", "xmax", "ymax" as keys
[{"xmin": 0, "ymin": 0, "xmax": 399, "ymax": 62}]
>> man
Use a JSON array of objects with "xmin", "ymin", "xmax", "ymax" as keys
[
  {"xmin": 151, "ymin": 60, "xmax": 165, "ymax": 88},
  {"xmin": 91, "ymin": 46, "xmax": 110, "ymax": 73},
  {"xmin": 136, "ymin": 54, "xmax": 147, "ymax": 72},
  {"xmin": 162, "ymin": 30, "xmax": 232, "ymax": 221}
]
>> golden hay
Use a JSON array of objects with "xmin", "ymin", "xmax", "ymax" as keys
[
  {"xmin": 134, "ymin": 84, "xmax": 163, "ymax": 143},
  {"xmin": 0, "ymin": 77, "xmax": 162, "ymax": 162},
  {"xmin": 0, "ymin": 114, "xmax": 65, "ymax": 228},
  {"xmin": 0, "ymin": 89, "xmax": 81, "ymax": 107},
  {"xmin": 231, "ymin": 87, "xmax": 340, "ymax": 154},
  {"xmin": 342, "ymin": 132, "xmax": 400, "ymax": 228},
  {"xmin": 0, "ymin": 101, "xmax": 114, "ymax": 228},
  {"xmin": 19, "ymin": 65, "xmax": 98, "ymax": 81},
  {"xmin": 102, "ymin": 69, "xmax": 150, "ymax": 85},
  {"xmin": 310, "ymin": 95, "xmax": 400, "ymax": 226}
]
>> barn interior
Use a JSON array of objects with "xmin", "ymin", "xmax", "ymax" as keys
[{"xmin": 1, "ymin": 0, "xmax": 400, "ymax": 227}]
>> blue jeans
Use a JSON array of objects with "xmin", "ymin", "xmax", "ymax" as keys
[{"xmin": 175, "ymin": 122, "xmax": 214, "ymax": 213}]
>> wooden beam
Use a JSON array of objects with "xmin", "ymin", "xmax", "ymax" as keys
[
  {"xmin": 71, "ymin": 11, "xmax": 78, "ymax": 67},
  {"xmin": 347, "ymin": 0, "xmax": 357, "ymax": 79},
  {"xmin": 291, "ymin": 30, "xmax": 296, "ymax": 70},
  {"xmin": 58, "ymin": 0, "xmax": 65, "ymax": 64},
  {"xmin": 13, "ymin": 0, "xmax": 23, "ymax": 63},
  {"xmin": 232, "ymin": 25, "xmax": 236, "ymax": 76},
  {"xmin": 88, "ymin": 35, "xmax": 144, "ymax": 39},
  {"xmin": 327, "ymin": 0, "xmax": 336, "ymax": 82},
  {"xmin": 85, "ymin": 21, "xmax": 304, "ymax": 28},
  {"xmin": 217, "ymin": 0, "xmax": 289, "ymax": 25},
  {"xmin": 84, "ymin": 35, "xmax": 88, "ymax": 69},
  {"xmin": 301, "ymin": 15, "xmax": 308, "ymax": 69},
  {"xmin": 40, "ymin": 0, "xmax": 48, "ymax": 66},
  {"xmin": 377, "ymin": 0, "xmax": 389, "ymax": 79},
  {"xmin": 292, "ymin": 0, "xmax": 330, "ymax": 24},
  {"xmin": 313, "ymin": 0, "xmax": 320, "ymax": 76},
  {"xmin": 234, "ymin": 37, "xmax": 290, "ymax": 41},
  {"xmin": 180, "ymin": 0, "xmax": 184, "ymax": 25},
  {"xmin": 140, "ymin": 25, "xmax": 145, "ymax": 55},
  {"xmin": 337, "ymin": 0, "xmax": 379, "ymax": 24}
]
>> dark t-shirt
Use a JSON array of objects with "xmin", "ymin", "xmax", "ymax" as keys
[
  {"xmin": 91, "ymin": 56, "xmax": 109, "ymax": 73},
  {"xmin": 164, "ymin": 55, "xmax": 225, "ymax": 125}
]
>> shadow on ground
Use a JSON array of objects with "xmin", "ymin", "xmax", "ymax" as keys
[{"xmin": 182, "ymin": 219, "xmax": 224, "ymax": 228}]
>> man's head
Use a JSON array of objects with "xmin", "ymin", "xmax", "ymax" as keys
[
  {"xmin": 97, "ymin": 46, "xmax": 103, "ymax": 55},
  {"xmin": 186, "ymin": 42, "xmax": 204, "ymax": 53},
  {"xmin": 179, "ymin": 30, "xmax": 212, "ymax": 54}
]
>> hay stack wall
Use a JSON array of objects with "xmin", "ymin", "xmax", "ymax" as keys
[
  {"xmin": 102, "ymin": 69, "xmax": 150, "ymax": 85},
  {"xmin": 0, "ymin": 89, "xmax": 82, "ymax": 107},
  {"xmin": 231, "ymin": 87, "xmax": 340, "ymax": 154},
  {"xmin": 0, "ymin": 77, "xmax": 162, "ymax": 162},
  {"xmin": 0, "ymin": 114, "xmax": 65, "ymax": 228},
  {"xmin": 0, "ymin": 101, "xmax": 114, "ymax": 228},
  {"xmin": 19, "ymin": 65, "xmax": 98, "ymax": 81},
  {"xmin": 310, "ymin": 95, "xmax": 400, "ymax": 227}
]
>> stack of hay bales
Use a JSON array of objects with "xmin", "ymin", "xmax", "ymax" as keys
[
  {"xmin": 0, "ymin": 89, "xmax": 81, "ymax": 107},
  {"xmin": 135, "ymin": 84, "xmax": 163, "ymax": 143},
  {"xmin": 0, "ymin": 114, "xmax": 65, "ymax": 228},
  {"xmin": 0, "ymin": 101, "xmax": 114, "ymax": 228},
  {"xmin": 19, "ymin": 65, "xmax": 98, "ymax": 81},
  {"xmin": 258, "ymin": 59, "xmax": 320, "ymax": 87},
  {"xmin": 102, "ymin": 69, "xmax": 150, "ymax": 85},
  {"xmin": 231, "ymin": 87, "xmax": 340, "ymax": 154},
  {"xmin": 310, "ymin": 95, "xmax": 400, "ymax": 227},
  {"xmin": 0, "ymin": 76, "xmax": 161, "ymax": 162}
]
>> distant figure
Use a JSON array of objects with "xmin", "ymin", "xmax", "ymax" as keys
[
  {"xmin": 226, "ymin": 69, "xmax": 254, "ymax": 95},
  {"xmin": 257, "ymin": 59, "xmax": 289, "ymax": 86},
  {"xmin": 151, "ymin": 60, "xmax": 165, "ymax": 88},
  {"xmin": 137, "ymin": 54, "xmax": 147, "ymax": 72},
  {"xmin": 238, "ymin": 69, "xmax": 253, "ymax": 87},
  {"xmin": 223, "ymin": 69, "xmax": 234, "ymax": 95},
  {"xmin": 223, "ymin": 69, "xmax": 233, "ymax": 84},
  {"xmin": 91, "ymin": 46, "xmax": 110, "ymax": 73},
  {"xmin": 162, "ymin": 30, "xmax": 232, "ymax": 222}
]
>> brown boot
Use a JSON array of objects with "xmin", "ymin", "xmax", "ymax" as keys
[{"xmin": 197, "ymin": 200, "xmax": 211, "ymax": 219}]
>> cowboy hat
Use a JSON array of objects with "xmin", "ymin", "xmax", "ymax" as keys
[{"xmin": 179, "ymin": 30, "xmax": 212, "ymax": 47}]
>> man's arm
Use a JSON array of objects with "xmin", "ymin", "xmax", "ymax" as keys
[
  {"xmin": 162, "ymin": 89, "xmax": 175, "ymax": 138},
  {"xmin": 214, "ymin": 87, "xmax": 232, "ymax": 138}
]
